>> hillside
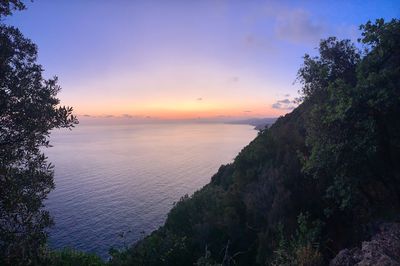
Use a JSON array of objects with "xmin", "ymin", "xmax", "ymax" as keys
[{"xmin": 108, "ymin": 19, "xmax": 400, "ymax": 266}]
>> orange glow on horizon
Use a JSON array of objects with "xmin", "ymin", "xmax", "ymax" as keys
[{"xmin": 74, "ymin": 100, "xmax": 289, "ymax": 120}]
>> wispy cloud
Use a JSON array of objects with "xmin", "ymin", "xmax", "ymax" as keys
[
  {"xmin": 279, "ymin": 99, "xmax": 291, "ymax": 104},
  {"xmin": 243, "ymin": 33, "xmax": 277, "ymax": 52},
  {"xmin": 229, "ymin": 76, "xmax": 240, "ymax": 83},
  {"xmin": 272, "ymin": 98, "xmax": 297, "ymax": 110},
  {"xmin": 274, "ymin": 9, "xmax": 326, "ymax": 44},
  {"xmin": 122, "ymin": 114, "xmax": 133, "ymax": 118}
]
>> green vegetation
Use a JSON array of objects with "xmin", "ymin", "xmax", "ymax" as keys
[
  {"xmin": 108, "ymin": 18, "xmax": 400, "ymax": 265},
  {"xmin": 44, "ymin": 249, "xmax": 105, "ymax": 266},
  {"xmin": 1, "ymin": 0, "xmax": 399, "ymax": 265},
  {"xmin": 0, "ymin": 1, "xmax": 77, "ymax": 265}
]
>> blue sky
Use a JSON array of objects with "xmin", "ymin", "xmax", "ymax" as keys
[{"xmin": 4, "ymin": 0, "xmax": 399, "ymax": 119}]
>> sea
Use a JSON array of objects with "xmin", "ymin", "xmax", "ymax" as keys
[{"xmin": 45, "ymin": 121, "xmax": 257, "ymax": 259}]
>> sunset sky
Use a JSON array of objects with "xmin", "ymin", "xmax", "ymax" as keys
[{"xmin": 5, "ymin": 0, "xmax": 399, "ymax": 120}]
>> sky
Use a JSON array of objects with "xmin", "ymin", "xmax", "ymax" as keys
[{"xmin": 4, "ymin": 0, "xmax": 399, "ymax": 120}]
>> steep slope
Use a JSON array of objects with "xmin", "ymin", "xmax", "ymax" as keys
[
  {"xmin": 110, "ymin": 104, "xmax": 312, "ymax": 265},
  {"xmin": 109, "ymin": 19, "xmax": 400, "ymax": 266}
]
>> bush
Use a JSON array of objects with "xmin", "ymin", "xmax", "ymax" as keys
[{"xmin": 45, "ymin": 248, "xmax": 105, "ymax": 266}]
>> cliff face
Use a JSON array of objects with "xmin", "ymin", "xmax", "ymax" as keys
[{"xmin": 330, "ymin": 223, "xmax": 400, "ymax": 266}]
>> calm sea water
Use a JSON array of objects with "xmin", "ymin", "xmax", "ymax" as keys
[{"xmin": 45, "ymin": 122, "xmax": 256, "ymax": 259}]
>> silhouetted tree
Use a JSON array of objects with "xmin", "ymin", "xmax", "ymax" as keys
[
  {"xmin": 0, "ymin": 2, "xmax": 77, "ymax": 265},
  {"xmin": 0, "ymin": 0, "xmax": 25, "ymax": 18}
]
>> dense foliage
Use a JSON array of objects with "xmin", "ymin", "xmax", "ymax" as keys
[
  {"xmin": 109, "ymin": 19, "xmax": 400, "ymax": 265},
  {"xmin": 1, "ymin": 1, "xmax": 399, "ymax": 264},
  {"xmin": 0, "ymin": 2, "xmax": 77, "ymax": 265},
  {"xmin": 44, "ymin": 249, "xmax": 105, "ymax": 266}
]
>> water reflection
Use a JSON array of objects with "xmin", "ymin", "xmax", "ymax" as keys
[{"xmin": 46, "ymin": 122, "xmax": 256, "ymax": 258}]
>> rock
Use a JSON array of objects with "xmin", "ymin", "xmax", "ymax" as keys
[
  {"xmin": 330, "ymin": 249, "xmax": 360, "ymax": 266},
  {"xmin": 330, "ymin": 223, "xmax": 400, "ymax": 266}
]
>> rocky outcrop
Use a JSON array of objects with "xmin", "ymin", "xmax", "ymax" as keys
[{"xmin": 330, "ymin": 223, "xmax": 400, "ymax": 266}]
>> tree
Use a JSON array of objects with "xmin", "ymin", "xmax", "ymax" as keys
[
  {"xmin": 298, "ymin": 19, "xmax": 400, "ymax": 228},
  {"xmin": 296, "ymin": 37, "xmax": 360, "ymax": 103},
  {"xmin": 0, "ymin": 0, "xmax": 25, "ymax": 18},
  {"xmin": 108, "ymin": 19, "xmax": 400, "ymax": 265},
  {"xmin": 0, "ymin": 3, "xmax": 78, "ymax": 265}
]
